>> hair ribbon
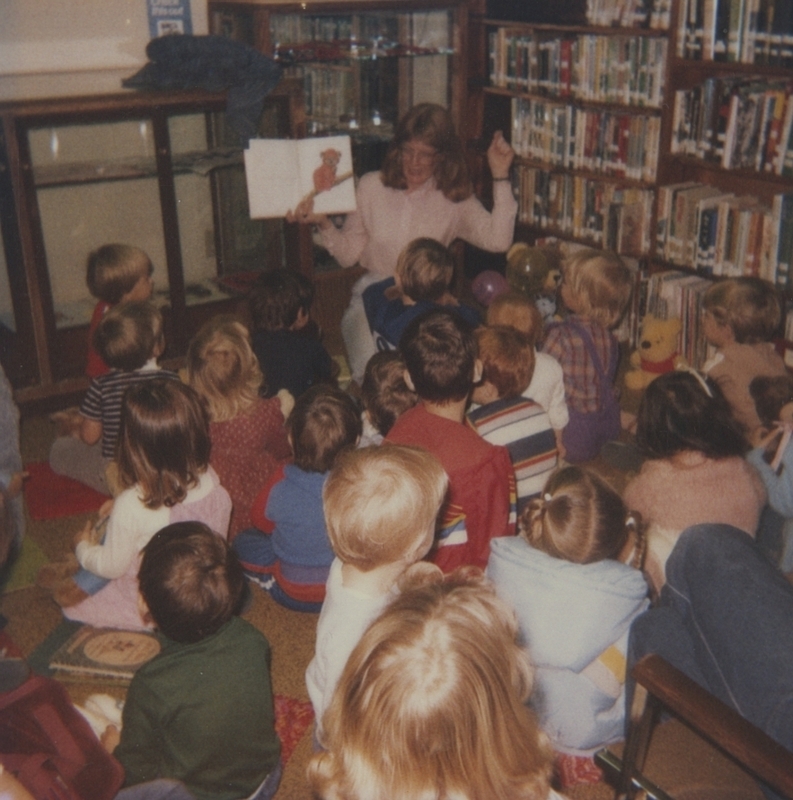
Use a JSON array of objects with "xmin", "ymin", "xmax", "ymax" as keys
[{"xmin": 682, "ymin": 367, "xmax": 713, "ymax": 398}]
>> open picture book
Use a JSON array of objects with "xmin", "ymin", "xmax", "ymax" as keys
[
  {"xmin": 49, "ymin": 625, "xmax": 161, "ymax": 682},
  {"xmin": 244, "ymin": 134, "xmax": 356, "ymax": 219}
]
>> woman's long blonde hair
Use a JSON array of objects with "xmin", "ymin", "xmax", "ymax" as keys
[
  {"xmin": 380, "ymin": 103, "xmax": 472, "ymax": 202},
  {"xmin": 308, "ymin": 567, "xmax": 554, "ymax": 800},
  {"xmin": 186, "ymin": 316, "xmax": 263, "ymax": 422}
]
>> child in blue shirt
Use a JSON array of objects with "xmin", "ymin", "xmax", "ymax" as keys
[
  {"xmin": 363, "ymin": 238, "xmax": 480, "ymax": 352},
  {"xmin": 232, "ymin": 385, "xmax": 361, "ymax": 612}
]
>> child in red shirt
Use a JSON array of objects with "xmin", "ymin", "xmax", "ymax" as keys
[{"xmin": 386, "ymin": 309, "xmax": 516, "ymax": 571}]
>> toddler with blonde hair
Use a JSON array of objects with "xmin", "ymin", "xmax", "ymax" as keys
[
  {"xmin": 363, "ymin": 237, "xmax": 480, "ymax": 352},
  {"xmin": 542, "ymin": 249, "xmax": 633, "ymax": 462},
  {"xmin": 187, "ymin": 315, "xmax": 292, "ymax": 539},
  {"xmin": 305, "ymin": 443, "xmax": 448, "ymax": 741},
  {"xmin": 308, "ymin": 567, "xmax": 564, "ymax": 800}
]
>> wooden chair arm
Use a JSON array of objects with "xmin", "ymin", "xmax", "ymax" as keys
[{"xmin": 632, "ymin": 654, "xmax": 793, "ymax": 798}]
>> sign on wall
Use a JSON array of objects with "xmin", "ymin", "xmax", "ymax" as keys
[{"xmin": 147, "ymin": 0, "xmax": 192, "ymax": 37}]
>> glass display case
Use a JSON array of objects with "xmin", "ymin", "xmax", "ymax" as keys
[
  {"xmin": 209, "ymin": 1, "xmax": 468, "ymax": 157},
  {"xmin": 0, "ymin": 70, "xmax": 303, "ymax": 403}
]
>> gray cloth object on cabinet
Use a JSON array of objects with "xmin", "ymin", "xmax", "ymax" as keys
[{"xmin": 123, "ymin": 35, "xmax": 282, "ymax": 144}]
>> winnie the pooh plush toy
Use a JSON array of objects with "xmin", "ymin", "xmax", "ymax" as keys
[{"xmin": 625, "ymin": 315, "xmax": 687, "ymax": 391}]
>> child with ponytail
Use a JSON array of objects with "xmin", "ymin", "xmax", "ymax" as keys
[{"xmin": 487, "ymin": 466, "xmax": 649, "ymax": 769}]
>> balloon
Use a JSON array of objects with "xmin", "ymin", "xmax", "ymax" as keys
[
  {"xmin": 506, "ymin": 247, "xmax": 549, "ymax": 297},
  {"xmin": 471, "ymin": 270, "xmax": 509, "ymax": 307}
]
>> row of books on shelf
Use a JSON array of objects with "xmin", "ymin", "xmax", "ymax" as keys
[
  {"xmin": 636, "ymin": 270, "xmax": 716, "ymax": 367},
  {"xmin": 676, "ymin": 0, "xmax": 793, "ymax": 65},
  {"xmin": 656, "ymin": 182, "xmax": 793, "ymax": 287},
  {"xmin": 511, "ymin": 98, "xmax": 661, "ymax": 181},
  {"xmin": 488, "ymin": 31, "xmax": 667, "ymax": 107},
  {"xmin": 586, "ymin": 0, "xmax": 672, "ymax": 28},
  {"xmin": 517, "ymin": 166, "xmax": 654, "ymax": 255},
  {"xmin": 671, "ymin": 75, "xmax": 793, "ymax": 174}
]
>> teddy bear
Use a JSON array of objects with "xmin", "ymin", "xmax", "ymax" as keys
[
  {"xmin": 505, "ymin": 242, "xmax": 562, "ymax": 324},
  {"xmin": 624, "ymin": 315, "xmax": 687, "ymax": 391}
]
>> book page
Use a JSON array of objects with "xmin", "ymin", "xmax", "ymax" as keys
[
  {"xmin": 298, "ymin": 135, "xmax": 357, "ymax": 216},
  {"xmin": 244, "ymin": 136, "xmax": 357, "ymax": 219},
  {"xmin": 244, "ymin": 139, "xmax": 301, "ymax": 219}
]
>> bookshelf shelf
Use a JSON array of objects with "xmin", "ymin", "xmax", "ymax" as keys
[{"xmin": 470, "ymin": 8, "xmax": 670, "ymax": 258}]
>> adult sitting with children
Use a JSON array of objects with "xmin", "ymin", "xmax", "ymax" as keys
[{"xmin": 288, "ymin": 102, "xmax": 517, "ymax": 385}]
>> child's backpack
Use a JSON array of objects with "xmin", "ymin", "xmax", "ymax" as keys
[{"xmin": 0, "ymin": 675, "xmax": 124, "ymax": 800}]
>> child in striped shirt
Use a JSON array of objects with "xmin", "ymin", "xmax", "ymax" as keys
[
  {"xmin": 49, "ymin": 301, "xmax": 178, "ymax": 495},
  {"xmin": 468, "ymin": 326, "xmax": 558, "ymax": 512}
]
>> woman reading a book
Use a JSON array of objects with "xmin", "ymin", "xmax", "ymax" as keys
[{"xmin": 288, "ymin": 103, "xmax": 517, "ymax": 384}]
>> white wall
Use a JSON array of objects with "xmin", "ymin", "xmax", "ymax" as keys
[{"xmin": 0, "ymin": 0, "xmax": 208, "ymax": 76}]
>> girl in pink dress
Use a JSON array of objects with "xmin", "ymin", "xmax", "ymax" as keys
[{"xmin": 187, "ymin": 316, "xmax": 292, "ymax": 540}]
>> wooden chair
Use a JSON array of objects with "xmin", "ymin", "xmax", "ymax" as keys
[{"xmin": 596, "ymin": 654, "xmax": 793, "ymax": 800}]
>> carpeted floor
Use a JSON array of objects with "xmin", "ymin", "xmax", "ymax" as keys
[
  {"xmin": 1, "ymin": 413, "xmax": 770, "ymax": 800},
  {"xmin": 2, "ymin": 414, "xmax": 320, "ymax": 799}
]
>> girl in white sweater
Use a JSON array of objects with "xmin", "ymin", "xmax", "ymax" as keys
[{"xmin": 49, "ymin": 380, "xmax": 232, "ymax": 630}]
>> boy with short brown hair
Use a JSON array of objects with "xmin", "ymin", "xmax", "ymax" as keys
[
  {"xmin": 386, "ymin": 308, "xmax": 516, "ymax": 572},
  {"xmin": 107, "ymin": 521, "xmax": 282, "ymax": 800}
]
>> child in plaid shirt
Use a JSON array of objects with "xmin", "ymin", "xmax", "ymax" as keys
[{"xmin": 542, "ymin": 249, "xmax": 632, "ymax": 463}]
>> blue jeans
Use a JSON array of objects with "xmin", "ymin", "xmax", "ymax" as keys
[{"xmin": 628, "ymin": 524, "xmax": 793, "ymax": 800}]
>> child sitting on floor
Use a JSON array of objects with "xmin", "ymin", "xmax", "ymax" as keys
[
  {"xmin": 386, "ymin": 308, "xmax": 516, "ymax": 571},
  {"xmin": 488, "ymin": 289, "xmax": 569, "ymax": 458},
  {"xmin": 701, "ymin": 276, "xmax": 786, "ymax": 439},
  {"xmin": 542, "ymin": 248, "xmax": 633, "ymax": 463},
  {"xmin": 105, "ymin": 521, "xmax": 281, "ymax": 800},
  {"xmin": 305, "ymin": 444, "xmax": 448, "ymax": 742},
  {"xmin": 249, "ymin": 269, "xmax": 334, "ymax": 399},
  {"xmin": 487, "ymin": 466, "xmax": 648, "ymax": 775},
  {"xmin": 624, "ymin": 370, "xmax": 766, "ymax": 595},
  {"xmin": 362, "ymin": 237, "xmax": 480, "ymax": 352},
  {"xmin": 468, "ymin": 325, "xmax": 557, "ymax": 511},
  {"xmin": 187, "ymin": 316, "xmax": 292, "ymax": 540},
  {"xmin": 232, "ymin": 385, "xmax": 361, "ymax": 612},
  {"xmin": 85, "ymin": 243, "xmax": 155, "ymax": 378},
  {"xmin": 308, "ymin": 567, "xmax": 564, "ymax": 800},
  {"xmin": 49, "ymin": 301, "xmax": 179, "ymax": 495},
  {"xmin": 358, "ymin": 351, "xmax": 417, "ymax": 446},
  {"xmin": 45, "ymin": 380, "xmax": 231, "ymax": 628}
]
